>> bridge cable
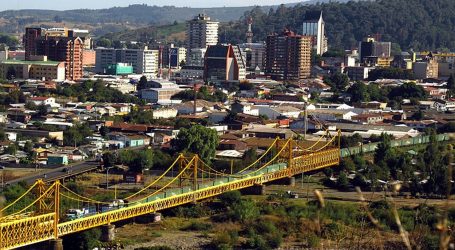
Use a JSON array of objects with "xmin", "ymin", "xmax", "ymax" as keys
[
  {"xmin": 60, "ymin": 184, "xmax": 112, "ymax": 205},
  {"xmin": 125, "ymin": 154, "xmax": 183, "ymax": 200},
  {"xmin": 1, "ymin": 182, "xmax": 57, "ymax": 219},
  {"xmin": 0, "ymin": 181, "xmax": 39, "ymax": 215},
  {"xmin": 131, "ymin": 156, "xmax": 196, "ymax": 204}
]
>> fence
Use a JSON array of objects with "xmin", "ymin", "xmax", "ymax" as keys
[{"xmin": 340, "ymin": 133, "xmax": 453, "ymax": 158}]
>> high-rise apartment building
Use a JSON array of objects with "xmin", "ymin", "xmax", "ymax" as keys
[
  {"xmin": 239, "ymin": 42, "xmax": 265, "ymax": 71},
  {"xmin": 24, "ymin": 27, "xmax": 86, "ymax": 80},
  {"xmin": 265, "ymin": 30, "xmax": 312, "ymax": 81},
  {"xmin": 186, "ymin": 14, "xmax": 219, "ymax": 65},
  {"xmin": 95, "ymin": 47, "xmax": 159, "ymax": 76},
  {"xmin": 302, "ymin": 11, "xmax": 327, "ymax": 55}
]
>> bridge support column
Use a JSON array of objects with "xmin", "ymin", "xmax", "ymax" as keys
[
  {"xmin": 101, "ymin": 224, "xmax": 115, "ymax": 242},
  {"xmin": 136, "ymin": 213, "xmax": 162, "ymax": 224},
  {"xmin": 287, "ymin": 177, "xmax": 296, "ymax": 187},
  {"xmin": 49, "ymin": 238, "xmax": 63, "ymax": 250},
  {"xmin": 241, "ymin": 184, "xmax": 265, "ymax": 195}
]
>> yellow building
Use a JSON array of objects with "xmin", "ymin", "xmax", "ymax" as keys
[{"xmin": 0, "ymin": 59, "xmax": 65, "ymax": 81}]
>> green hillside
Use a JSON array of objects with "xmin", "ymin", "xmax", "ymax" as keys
[{"xmin": 222, "ymin": 0, "xmax": 455, "ymax": 51}]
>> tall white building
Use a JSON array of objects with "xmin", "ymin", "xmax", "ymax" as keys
[
  {"xmin": 95, "ymin": 47, "xmax": 159, "ymax": 76},
  {"xmin": 302, "ymin": 11, "xmax": 327, "ymax": 55},
  {"xmin": 186, "ymin": 14, "xmax": 219, "ymax": 65}
]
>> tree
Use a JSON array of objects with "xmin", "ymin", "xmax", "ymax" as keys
[
  {"xmin": 23, "ymin": 141, "xmax": 33, "ymax": 154},
  {"xmin": 130, "ymin": 149, "xmax": 154, "ymax": 173},
  {"xmin": 102, "ymin": 152, "xmax": 117, "ymax": 169},
  {"xmin": 96, "ymin": 38, "xmax": 112, "ymax": 48},
  {"xmin": 172, "ymin": 125, "xmax": 219, "ymax": 163},
  {"xmin": 4, "ymin": 144, "xmax": 18, "ymax": 155},
  {"xmin": 336, "ymin": 172, "xmax": 350, "ymax": 191},
  {"xmin": 324, "ymin": 72, "xmax": 349, "ymax": 92},
  {"xmin": 137, "ymin": 76, "xmax": 148, "ymax": 91}
]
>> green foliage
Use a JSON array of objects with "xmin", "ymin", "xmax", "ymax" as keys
[
  {"xmin": 388, "ymin": 82, "xmax": 428, "ymax": 100},
  {"xmin": 4, "ymin": 143, "xmax": 18, "ymax": 155},
  {"xmin": 63, "ymin": 123, "xmax": 93, "ymax": 147},
  {"xmin": 229, "ymin": 198, "xmax": 260, "ymax": 223},
  {"xmin": 368, "ymin": 68, "xmax": 415, "ymax": 81},
  {"xmin": 183, "ymin": 221, "xmax": 212, "ymax": 231},
  {"xmin": 137, "ymin": 76, "xmax": 148, "ymax": 91},
  {"xmin": 62, "ymin": 228, "xmax": 101, "ymax": 250},
  {"xmin": 172, "ymin": 87, "xmax": 227, "ymax": 103},
  {"xmin": 224, "ymin": 0, "xmax": 455, "ymax": 51},
  {"xmin": 56, "ymin": 80, "xmax": 141, "ymax": 104},
  {"xmin": 336, "ymin": 172, "xmax": 350, "ymax": 191},
  {"xmin": 324, "ymin": 72, "xmax": 349, "ymax": 92},
  {"xmin": 218, "ymin": 191, "xmax": 242, "ymax": 207},
  {"xmin": 172, "ymin": 125, "xmax": 219, "ymax": 163},
  {"xmin": 117, "ymin": 149, "xmax": 154, "ymax": 173},
  {"xmin": 339, "ymin": 158, "xmax": 355, "ymax": 172},
  {"xmin": 134, "ymin": 247, "xmax": 173, "ymax": 250},
  {"xmin": 340, "ymin": 133, "xmax": 363, "ymax": 148}
]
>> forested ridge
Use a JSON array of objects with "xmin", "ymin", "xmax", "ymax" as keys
[{"xmin": 223, "ymin": 0, "xmax": 455, "ymax": 51}]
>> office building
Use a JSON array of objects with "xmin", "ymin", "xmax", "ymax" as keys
[
  {"xmin": 0, "ymin": 57, "xmax": 65, "ymax": 81},
  {"xmin": 186, "ymin": 14, "xmax": 219, "ymax": 65},
  {"xmin": 413, "ymin": 59, "xmax": 439, "ymax": 79},
  {"xmin": 239, "ymin": 42, "xmax": 265, "ymax": 71},
  {"xmin": 359, "ymin": 37, "xmax": 391, "ymax": 64},
  {"xmin": 204, "ymin": 44, "xmax": 246, "ymax": 82},
  {"xmin": 161, "ymin": 45, "xmax": 186, "ymax": 68},
  {"xmin": 95, "ymin": 47, "xmax": 159, "ymax": 76},
  {"xmin": 140, "ymin": 80, "xmax": 182, "ymax": 103},
  {"xmin": 265, "ymin": 29, "xmax": 312, "ymax": 80},
  {"xmin": 24, "ymin": 27, "xmax": 85, "ymax": 80},
  {"xmin": 302, "ymin": 11, "xmax": 327, "ymax": 55}
]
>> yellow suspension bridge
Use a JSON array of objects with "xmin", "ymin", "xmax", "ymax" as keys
[{"xmin": 0, "ymin": 131, "xmax": 341, "ymax": 249}]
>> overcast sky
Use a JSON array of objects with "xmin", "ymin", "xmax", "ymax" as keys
[{"xmin": 1, "ymin": 0, "xmax": 302, "ymax": 11}]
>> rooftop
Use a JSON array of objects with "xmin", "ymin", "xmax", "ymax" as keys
[{"xmin": 2, "ymin": 60, "xmax": 62, "ymax": 66}]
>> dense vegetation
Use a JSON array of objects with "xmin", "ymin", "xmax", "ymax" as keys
[{"xmin": 224, "ymin": 0, "xmax": 455, "ymax": 51}]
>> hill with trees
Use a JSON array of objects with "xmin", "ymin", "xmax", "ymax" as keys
[{"xmin": 223, "ymin": 0, "xmax": 455, "ymax": 51}]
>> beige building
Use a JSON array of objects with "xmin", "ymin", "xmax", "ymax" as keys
[
  {"xmin": 0, "ymin": 58, "xmax": 65, "ymax": 81},
  {"xmin": 413, "ymin": 59, "xmax": 438, "ymax": 79},
  {"xmin": 265, "ymin": 30, "xmax": 312, "ymax": 80}
]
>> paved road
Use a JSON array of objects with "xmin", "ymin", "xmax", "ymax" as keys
[{"xmin": 4, "ymin": 160, "xmax": 101, "ymax": 186}]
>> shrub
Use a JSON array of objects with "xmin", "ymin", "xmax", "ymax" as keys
[
  {"xmin": 306, "ymin": 233, "xmax": 320, "ymax": 248},
  {"xmin": 218, "ymin": 191, "xmax": 242, "ymax": 207},
  {"xmin": 183, "ymin": 221, "xmax": 212, "ymax": 231},
  {"xmin": 229, "ymin": 199, "xmax": 259, "ymax": 222}
]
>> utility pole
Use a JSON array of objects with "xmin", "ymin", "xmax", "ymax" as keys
[{"xmin": 304, "ymin": 102, "xmax": 308, "ymax": 139}]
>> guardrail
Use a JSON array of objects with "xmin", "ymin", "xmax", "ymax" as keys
[{"xmin": 340, "ymin": 133, "xmax": 453, "ymax": 158}]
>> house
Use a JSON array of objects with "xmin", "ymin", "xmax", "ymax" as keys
[
  {"xmin": 176, "ymin": 100, "xmax": 218, "ymax": 115},
  {"xmin": 47, "ymin": 154, "xmax": 69, "ymax": 166},
  {"xmin": 27, "ymin": 96, "xmax": 56, "ymax": 106},
  {"xmin": 433, "ymin": 99, "xmax": 455, "ymax": 112},
  {"xmin": 351, "ymin": 113, "xmax": 384, "ymax": 124},
  {"xmin": 154, "ymin": 133, "xmax": 173, "ymax": 145},
  {"xmin": 218, "ymin": 139, "xmax": 248, "ymax": 151},
  {"xmin": 256, "ymin": 105, "xmax": 301, "ymax": 119},
  {"xmin": 111, "ymin": 104, "xmax": 132, "ymax": 115},
  {"xmin": 152, "ymin": 108, "xmax": 178, "ymax": 119},
  {"xmin": 246, "ymin": 126, "xmax": 296, "ymax": 139},
  {"xmin": 309, "ymin": 109, "xmax": 359, "ymax": 121},
  {"xmin": 230, "ymin": 101, "xmax": 259, "ymax": 116}
]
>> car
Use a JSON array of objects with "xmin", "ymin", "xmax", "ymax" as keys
[{"xmin": 0, "ymin": 166, "xmax": 5, "ymax": 169}]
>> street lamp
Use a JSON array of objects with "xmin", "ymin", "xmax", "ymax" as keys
[{"xmin": 105, "ymin": 166, "xmax": 114, "ymax": 189}]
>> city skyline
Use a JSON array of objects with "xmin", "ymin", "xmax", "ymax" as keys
[{"xmin": 1, "ymin": 0, "xmax": 303, "ymax": 11}]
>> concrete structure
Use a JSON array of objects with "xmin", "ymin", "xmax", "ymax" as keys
[
  {"xmin": 140, "ymin": 80, "xmax": 182, "ymax": 103},
  {"xmin": 162, "ymin": 45, "xmax": 186, "ymax": 68},
  {"xmin": 187, "ymin": 48, "xmax": 206, "ymax": 67},
  {"xmin": 256, "ymin": 105, "xmax": 301, "ymax": 119},
  {"xmin": 95, "ymin": 47, "xmax": 159, "ymax": 76},
  {"xmin": 413, "ymin": 60, "xmax": 438, "ymax": 79},
  {"xmin": 265, "ymin": 30, "xmax": 312, "ymax": 80},
  {"xmin": 204, "ymin": 44, "xmax": 246, "ymax": 82},
  {"xmin": 0, "ymin": 59, "xmax": 65, "ymax": 81},
  {"xmin": 24, "ymin": 27, "xmax": 84, "ymax": 80},
  {"xmin": 82, "ymin": 50, "xmax": 96, "ymax": 66},
  {"xmin": 344, "ymin": 66, "xmax": 374, "ymax": 81},
  {"xmin": 180, "ymin": 66, "xmax": 204, "ymax": 79},
  {"xmin": 359, "ymin": 37, "xmax": 391, "ymax": 65},
  {"xmin": 302, "ymin": 11, "xmax": 327, "ymax": 55},
  {"xmin": 239, "ymin": 42, "xmax": 265, "ymax": 71},
  {"xmin": 186, "ymin": 14, "xmax": 219, "ymax": 64},
  {"xmin": 105, "ymin": 63, "xmax": 133, "ymax": 75}
]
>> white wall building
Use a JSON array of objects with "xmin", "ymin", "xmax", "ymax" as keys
[
  {"xmin": 186, "ymin": 14, "xmax": 218, "ymax": 65},
  {"xmin": 95, "ymin": 47, "xmax": 159, "ymax": 76},
  {"xmin": 302, "ymin": 11, "xmax": 327, "ymax": 55}
]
